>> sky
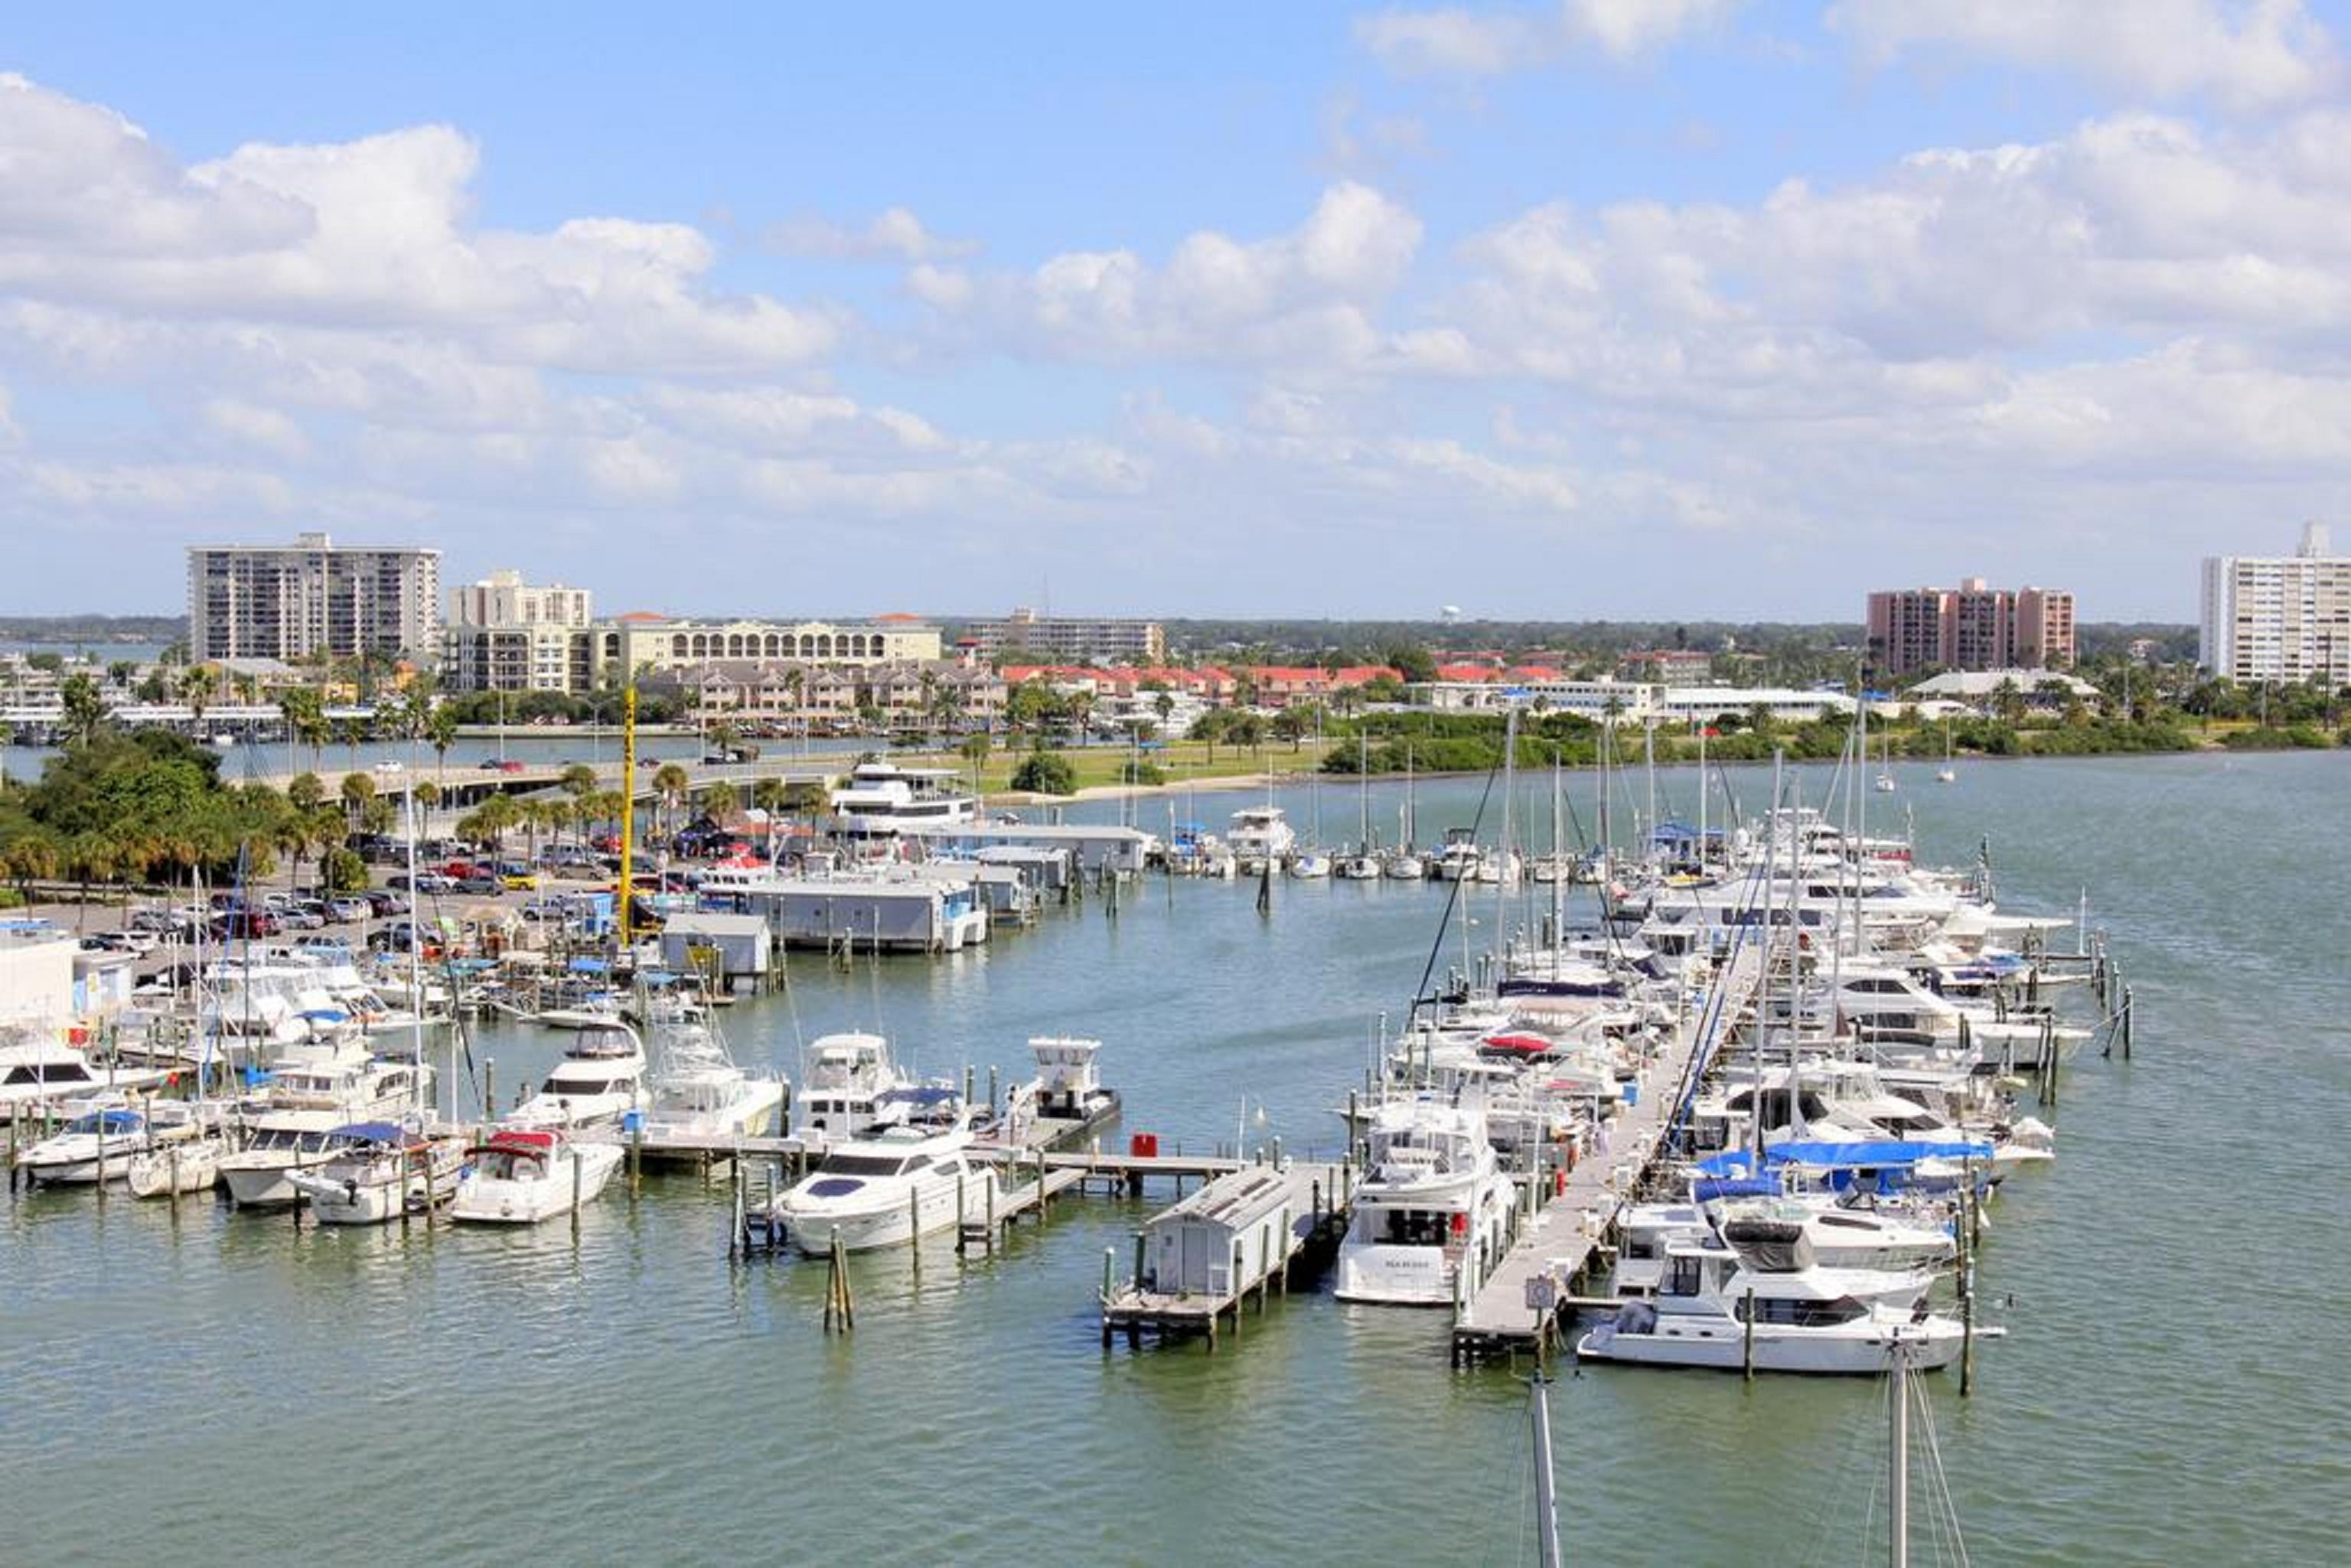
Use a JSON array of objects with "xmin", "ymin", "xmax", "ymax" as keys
[{"xmin": 5, "ymin": 2, "xmax": 2350, "ymax": 622}]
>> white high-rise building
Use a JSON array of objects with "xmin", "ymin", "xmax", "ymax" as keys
[
  {"xmin": 2200, "ymin": 523, "xmax": 2351, "ymax": 683},
  {"xmin": 444, "ymin": 570, "xmax": 595, "ymax": 693},
  {"xmin": 187, "ymin": 533, "xmax": 442, "ymax": 662}
]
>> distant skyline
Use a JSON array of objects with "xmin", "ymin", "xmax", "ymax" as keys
[{"xmin": 6, "ymin": 3, "xmax": 2351, "ymax": 621}]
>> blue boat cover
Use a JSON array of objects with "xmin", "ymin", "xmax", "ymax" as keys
[
  {"xmin": 1694, "ymin": 1138, "xmax": 1994, "ymax": 1175},
  {"xmin": 331, "ymin": 1120, "xmax": 407, "ymax": 1142}
]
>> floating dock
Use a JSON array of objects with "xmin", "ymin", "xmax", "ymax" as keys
[
  {"xmin": 1449, "ymin": 944, "xmax": 1766, "ymax": 1365},
  {"xmin": 1100, "ymin": 1159, "xmax": 1352, "ymax": 1348}
]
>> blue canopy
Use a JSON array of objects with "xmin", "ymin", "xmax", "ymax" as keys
[
  {"xmin": 1694, "ymin": 1138, "xmax": 1994, "ymax": 1176},
  {"xmin": 1692, "ymin": 1175, "xmax": 1781, "ymax": 1201},
  {"xmin": 296, "ymin": 1008, "xmax": 350, "ymax": 1022},
  {"xmin": 568, "ymin": 957, "xmax": 610, "ymax": 974},
  {"xmin": 331, "ymin": 1120, "xmax": 407, "ymax": 1142}
]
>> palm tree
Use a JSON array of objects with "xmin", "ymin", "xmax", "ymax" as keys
[
  {"xmin": 58, "ymin": 672, "xmax": 109, "ymax": 749},
  {"xmin": 427, "ymin": 705, "xmax": 461, "ymax": 784},
  {"xmin": 560, "ymin": 763, "xmax": 599, "ymax": 801},
  {"xmin": 178, "ymin": 664, "xmax": 214, "ymax": 733},
  {"xmin": 65, "ymin": 831, "xmax": 119, "ymax": 928},
  {"xmin": 653, "ymin": 762, "xmax": 690, "ymax": 834},
  {"xmin": 4, "ymin": 832, "xmax": 60, "ymax": 907},
  {"xmin": 701, "ymin": 781, "xmax": 740, "ymax": 825},
  {"xmin": 280, "ymin": 689, "xmax": 328, "ymax": 773}
]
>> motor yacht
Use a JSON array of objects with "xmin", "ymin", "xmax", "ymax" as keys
[
  {"xmin": 15, "ymin": 1100, "xmax": 202, "ymax": 1185},
  {"xmin": 795, "ymin": 1032, "xmax": 915, "ymax": 1144},
  {"xmin": 506, "ymin": 1022, "xmax": 647, "ymax": 1131},
  {"xmin": 634, "ymin": 1012, "xmax": 785, "ymax": 1149},
  {"xmin": 217, "ymin": 1110, "xmax": 377, "ymax": 1208},
  {"xmin": 1334, "ymin": 1097, "xmax": 1515, "ymax": 1306},
  {"xmin": 0, "ymin": 1034, "xmax": 168, "ymax": 1123},
  {"xmin": 769, "ymin": 1098, "xmax": 993, "ymax": 1252},
  {"xmin": 452, "ymin": 1127, "xmax": 623, "ymax": 1224},
  {"xmin": 1225, "ymin": 807, "xmax": 1296, "ymax": 872}
]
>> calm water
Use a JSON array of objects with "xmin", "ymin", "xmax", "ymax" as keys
[{"xmin": 5, "ymin": 752, "xmax": 2346, "ymax": 1565}]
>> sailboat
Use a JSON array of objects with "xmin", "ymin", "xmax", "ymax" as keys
[
  {"xmin": 1338, "ymin": 732, "xmax": 1382, "ymax": 878},
  {"xmin": 1384, "ymin": 746, "xmax": 1425, "ymax": 879},
  {"xmin": 1873, "ymin": 728, "xmax": 1896, "ymax": 793},
  {"xmin": 1935, "ymin": 718, "xmax": 1957, "ymax": 784}
]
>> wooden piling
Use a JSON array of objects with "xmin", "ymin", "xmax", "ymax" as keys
[
  {"xmin": 1742, "ymin": 1289, "xmax": 1756, "ymax": 1382},
  {"xmin": 2121, "ymin": 986, "xmax": 2134, "ymax": 1060},
  {"xmin": 955, "ymin": 1169, "xmax": 967, "ymax": 1256},
  {"xmin": 908, "ymin": 1184, "xmax": 922, "ymax": 1279}
]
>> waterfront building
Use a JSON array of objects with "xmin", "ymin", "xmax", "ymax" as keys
[
  {"xmin": 680, "ymin": 659, "xmax": 1003, "ymax": 731},
  {"xmin": 1618, "ymin": 649, "xmax": 1713, "ymax": 683},
  {"xmin": 960, "ymin": 608, "xmax": 1166, "ymax": 665},
  {"xmin": 1867, "ymin": 579, "xmax": 2075, "ymax": 676},
  {"xmin": 443, "ymin": 570, "xmax": 595, "ymax": 693},
  {"xmin": 187, "ymin": 533, "xmax": 442, "ymax": 662},
  {"xmin": 589, "ymin": 614, "xmax": 941, "ymax": 686},
  {"xmin": 1904, "ymin": 669, "xmax": 2100, "ymax": 712},
  {"xmin": 1414, "ymin": 677, "xmax": 1854, "ymax": 727},
  {"xmin": 2199, "ymin": 523, "xmax": 2351, "ymax": 683}
]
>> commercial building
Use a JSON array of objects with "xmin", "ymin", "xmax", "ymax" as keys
[
  {"xmin": 2199, "ymin": 523, "xmax": 2351, "ymax": 684},
  {"xmin": 588, "ymin": 614, "xmax": 942, "ymax": 685},
  {"xmin": 1415, "ymin": 677, "xmax": 1854, "ymax": 728},
  {"xmin": 443, "ymin": 570, "xmax": 595, "ymax": 693},
  {"xmin": 187, "ymin": 532, "xmax": 442, "ymax": 662},
  {"xmin": 1866, "ymin": 579, "xmax": 2075, "ymax": 676},
  {"xmin": 960, "ymin": 608, "xmax": 1166, "ymax": 665}
]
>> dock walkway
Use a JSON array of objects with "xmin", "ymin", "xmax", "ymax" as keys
[{"xmin": 1449, "ymin": 944, "xmax": 1766, "ymax": 1365}]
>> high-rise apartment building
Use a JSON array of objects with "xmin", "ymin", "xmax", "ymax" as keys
[
  {"xmin": 443, "ymin": 569, "xmax": 595, "ymax": 693},
  {"xmin": 2200, "ymin": 523, "xmax": 2351, "ymax": 683},
  {"xmin": 959, "ymin": 608, "xmax": 1166, "ymax": 664},
  {"xmin": 187, "ymin": 533, "xmax": 442, "ymax": 662},
  {"xmin": 1866, "ymin": 579, "xmax": 2075, "ymax": 676}
]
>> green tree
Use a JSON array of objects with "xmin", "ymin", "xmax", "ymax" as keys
[
  {"xmin": 426, "ymin": 704, "xmax": 461, "ymax": 783},
  {"xmin": 560, "ymin": 763, "xmax": 599, "ymax": 800},
  {"xmin": 1010, "ymin": 750, "xmax": 1078, "ymax": 795},
  {"xmin": 701, "ymin": 781, "xmax": 740, "ymax": 823},
  {"xmin": 279, "ymin": 688, "xmax": 328, "ymax": 772},
  {"xmin": 58, "ymin": 672, "xmax": 109, "ymax": 749},
  {"xmin": 287, "ymin": 771, "xmax": 324, "ymax": 813}
]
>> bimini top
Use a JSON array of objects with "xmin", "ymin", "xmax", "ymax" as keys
[
  {"xmin": 1694, "ymin": 1138, "xmax": 1994, "ymax": 1175},
  {"xmin": 329, "ymin": 1120, "xmax": 409, "ymax": 1144},
  {"xmin": 478, "ymin": 1128, "xmax": 558, "ymax": 1154}
]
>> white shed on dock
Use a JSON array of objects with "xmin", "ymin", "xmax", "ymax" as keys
[
  {"xmin": 1141, "ymin": 1166, "xmax": 1298, "ymax": 1299},
  {"xmin": 657, "ymin": 911, "xmax": 774, "ymax": 989}
]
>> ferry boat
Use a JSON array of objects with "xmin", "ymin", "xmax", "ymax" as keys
[{"xmin": 829, "ymin": 762, "xmax": 978, "ymax": 839}]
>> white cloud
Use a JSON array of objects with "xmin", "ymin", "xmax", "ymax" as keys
[
  {"xmin": 201, "ymin": 396, "xmax": 308, "ymax": 458},
  {"xmin": 1358, "ymin": 1, "xmax": 1743, "ymax": 74},
  {"xmin": 1828, "ymin": 0, "xmax": 2343, "ymax": 112},
  {"xmin": 764, "ymin": 206, "xmax": 979, "ymax": 262}
]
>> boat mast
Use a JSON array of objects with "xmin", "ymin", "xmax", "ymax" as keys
[
  {"xmin": 1531, "ymin": 1373, "xmax": 1563, "ymax": 1568},
  {"xmin": 1889, "ymin": 1338, "xmax": 1911, "ymax": 1568},
  {"xmin": 406, "ymin": 793, "xmax": 428, "ymax": 1122},
  {"xmin": 1548, "ymin": 748, "xmax": 1564, "ymax": 954},
  {"xmin": 1494, "ymin": 707, "xmax": 1518, "ymax": 973}
]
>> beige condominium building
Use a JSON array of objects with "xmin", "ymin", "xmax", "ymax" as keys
[
  {"xmin": 588, "ymin": 613, "xmax": 943, "ymax": 684},
  {"xmin": 959, "ymin": 608, "xmax": 1166, "ymax": 664},
  {"xmin": 443, "ymin": 569, "xmax": 596, "ymax": 693},
  {"xmin": 2201, "ymin": 523, "xmax": 2351, "ymax": 683},
  {"xmin": 187, "ymin": 532, "xmax": 442, "ymax": 662}
]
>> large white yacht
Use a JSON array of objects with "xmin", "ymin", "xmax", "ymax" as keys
[
  {"xmin": 1577, "ymin": 1230, "xmax": 1976, "ymax": 1374},
  {"xmin": 830, "ymin": 762, "xmax": 978, "ymax": 839},
  {"xmin": 452, "ymin": 1127, "xmax": 623, "ymax": 1225},
  {"xmin": 795, "ymin": 1032, "xmax": 914, "ymax": 1144},
  {"xmin": 1225, "ymin": 807, "xmax": 1296, "ymax": 871},
  {"xmin": 505, "ymin": 1022, "xmax": 647, "ymax": 1131},
  {"xmin": 1334, "ymin": 1097, "xmax": 1515, "ymax": 1306},
  {"xmin": 770, "ymin": 1095, "xmax": 994, "ymax": 1252},
  {"xmin": 636, "ymin": 1011, "xmax": 786, "ymax": 1149}
]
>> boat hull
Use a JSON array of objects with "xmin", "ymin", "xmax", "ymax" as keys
[
  {"xmin": 1577, "ymin": 1316, "xmax": 1968, "ymax": 1374},
  {"xmin": 453, "ymin": 1144, "xmax": 624, "ymax": 1224}
]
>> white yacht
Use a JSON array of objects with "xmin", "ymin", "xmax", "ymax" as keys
[
  {"xmin": 770, "ymin": 1099, "xmax": 994, "ymax": 1252},
  {"xmin": 15, "ymin": 1101, "xmax": 201, "ymax": 1185},
  {"xmin": 506, "ymin": 1022, "xmax": 647, "ymax": 1131},
  {"xmin": 1577, "ymin": 1233, "xmax": 1977, "ymax": 1375},
  {"xmin": 1288, "ymin": 849, "xmax": 1332, "ymax": 879},
  {"xmin": 452, "ymin": 1127, "xmax": 623, "ymax": 1224},
  {"xmin": 217, "ymin": 1111, "xmax": 378, "ymax": 1208},
  {"xmin": 1382, "ymin": 849, "xmax": 1426, "ymax": 881},
  {"xmin": 1225, "ymin": 807, "xmax": 1296, "ymax": 871},
  {"xmin": 636, "ymin": 1012, "xmax": 786, "ymax": 1149},
  {"xmin": 285, "ymin": 1122, "xmax": 466, "ymax": 1224},
  {"xmin": 830, "ymin": 761, "xmax": 978, "ymax": 839},
  {"xmin": 997, "ymin": 1035, "xmax": 1119, "ymax": 1145},
  {"xmin": 1429, "ymin": 828, "xmax": 1484, "ymax": 882},
  {"xmin": 261, "ymin": 1038, "xmax": 430, "ymax": 1122},
  {"xmin": 0, "ymin": 1035, "xmax": 168, "ymax": 1122},
  {"xmin": 1334, "ymin": 1097, "xmax": 1515, "ymax": 1306},
  {"xmin": 795, "ymin": 1032, "xmax": 915, "ymax": 1144},
  {"xmin": 1611, "ymin": 1201, "xmax": 1952, "ymax": 1296}
]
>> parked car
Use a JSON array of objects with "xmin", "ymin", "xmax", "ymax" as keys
[
  {"xmin": 328, "ymin": 897, "xmax": 372, "ymax": 922},
  {"xmin": 293, "ymin": 936, "xmax": 354, "ymax": 960},
  {"xmin": 365, "ymin": 890, "xmax": 409, "ymax": 918},
  {"xmin": 456, "ymin": 872, "xmax": 503, "ymax": 895},
  {"xmin": 371, "ymin": 921, "xmax": 420, "ymax": 952},
  {"xmin": 500, "ymin": 870, "xmax": 540, "ymax": 892}
]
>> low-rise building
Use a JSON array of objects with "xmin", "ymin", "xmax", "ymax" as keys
[
  {"xmin": 590, "ymin": 614, "xmax": 942, "ymax": 685},
  {"xmin": 961, "ymin": 608, "xmax": 1165, "ymax": 664}
]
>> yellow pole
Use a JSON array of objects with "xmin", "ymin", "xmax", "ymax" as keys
[{"xmin": 618, "ymin": 684, "xmax": 637, "ymax": 947}]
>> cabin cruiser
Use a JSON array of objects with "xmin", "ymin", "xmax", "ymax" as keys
[
  {"xmin": 1577, "ymin": 1228, "xmax": 1975, "ymax": 1374},
  {"xmin": 634, "ymin": 1012, "xmax": 785, "ymax": 1149},
  {"xmin": 285, "ymin": 1122, "xmax": 466, "ymax": 1224},
  {"xmin": 1335, "ymin": 1097, "xmax": 1515, "ymax": 1306},
  {"xmin": 1429, "ymin": 828, "xmax": 1484, "ymax": 882},
  {"xmin": 506, "ymin": 1022, "xmax": 647, "ymax": 1131},
  {"xmin": 830, "ymin": 762, "xmax": 978, "ymax": 839},
  {"xmin": 217, "ymin": 1110, "xmax": 380, "ymax": 1208},
  {"xmin": 259, "ymin": 1038, "xmax": 429, "ymax": 1121},
  {"xmin": 1610, "ymin": 1200, "xmax": 1952, "ymax": 1296},
  {"xmin": 796, "ymin": 1032, "xmax": 915, "ymax": 1145},
  {"xmin": 1226, "ymin": 807, "xmax": 1296, "ymax": 872},
  {"xmin": 996, "ymin": 1036, "xmax": 1119, "ymax": 1146},
  {"xmin": 452, "ymin": 1127, "xmax": 623, "ymax": 1224},
  {"xmin": 769, "ymin": 1095, "xmax": 994, "ymax": 1252},
  {"xmin": 15, "ymin": 1100, "xmax": 202, "ymax": 1185},
  {"xmin": 0, "ymin": 1035, "xmax": 168, "ymax": 1122}
]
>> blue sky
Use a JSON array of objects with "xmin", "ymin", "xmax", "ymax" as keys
[{"xmin": 5, "ymin": 2, "xmax": 2349, "ymax": 621}]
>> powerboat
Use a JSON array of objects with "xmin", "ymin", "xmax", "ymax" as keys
[
  {"xmin": 1334, "ymin": 1097, "xmax": 1515, "ymax": 1306},
  {"xmin": 0, "ymin": 1034, "xmax": 169, "ymax": 1122},
  {"xmin": 795, "ymin": 1032, "xmax": 915, "ymax": 1145},
  {"xmin": 635, "ymin": 1012, "xmax": 786, "ymax": 1149},
  {"xmin": 769, "ymin": 1097, "xmax": 994, "ymax": 1252},
  {"xmin": 217, "ymin": 1110, "xmax": 377, "ymax": 1208},
  {"xmin": 1226, "ymin": 807, "xmax": 1295, "ymax": 872},
  {"xmin": 452, "ymin": 1127, "xmax": 623, "ymax": 1224},
  {"xmin": 285, "ymin": 1122, "xmax": 466, "ymax": 1224},
  {"xmin": 15, "ymin": 1100, "xmax": 202, "ymax": 1185},
  {"xmin": 506, "ymin": 1022, "xmax": 647, "ymax": 1130}
]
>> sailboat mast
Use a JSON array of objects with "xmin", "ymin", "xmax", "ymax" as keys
[
  {"xmin": 1889, "ymin": 1340, "xmax": 1911, "ymax": 1568},
  {"xmin": 1548, "ymin": 750, "xmax": 1564, "ymax": 951},
  {"xmin": 1531, "ymin": 1374, "xmax": 1564, "ymax": 1568}
]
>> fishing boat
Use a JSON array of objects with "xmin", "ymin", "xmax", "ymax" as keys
[
  {"xmin": 452, "ymin": 1127, "xmax": 623, "ymax": 1224},
  {"xmin": 285, "ymin": 1122, "xmax": 466, "ymax": 1224},
  {"xmin": 768, "ymin": 1094, "xmax": 994, "ymax": 1252},
  {"xmin": 796, "ymin": 1032, "xmax": 916, "ymax": 1144},
  {"xmin": 1334, "ymin": 1096, "xmax": 1515, "ymax": 1306},
  {"xmin": 635, "ymin": 1009, "xmax": 785, "ymax": 1147},
  {"xmin": 505, "ymin": 1022, "xmax": 647, "ymax": 1131},
  {"xmin": 997, "ymin": 1035, "xmax": 1120, "ymax": 1146}
]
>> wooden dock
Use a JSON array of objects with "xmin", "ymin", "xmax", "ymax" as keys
[
  {"xmin": 1449, "ymin": 944, "xmax": 1766, "ymax": 1365},
  {"xmin": 1100, "ymin": 1160, "xmax": 1352, "ymax": 1348}
]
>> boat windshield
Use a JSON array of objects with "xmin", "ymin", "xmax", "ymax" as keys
[{"xmin": 816, "ymin": 1152, "xmax": 924, "ymax": 1178}]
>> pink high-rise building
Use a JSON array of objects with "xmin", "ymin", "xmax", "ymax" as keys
[{"xmin": 1867, "ymin": 579, "xmax": 2075, "ymax": 676}]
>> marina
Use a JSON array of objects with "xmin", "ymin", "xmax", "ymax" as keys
[{"xmin": 2, "ymin": 751, "xmax": 2343, "ymax": 1565}]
